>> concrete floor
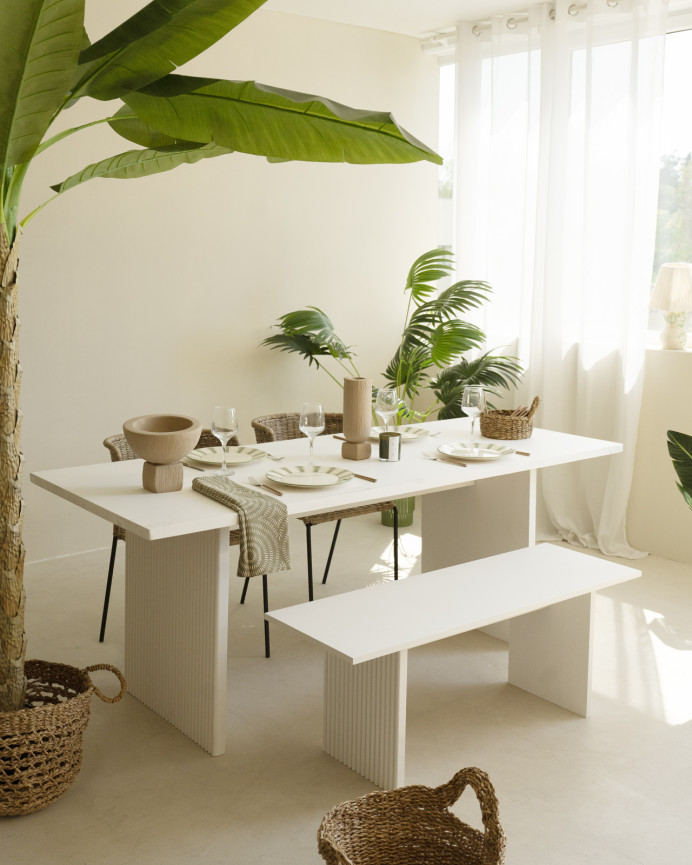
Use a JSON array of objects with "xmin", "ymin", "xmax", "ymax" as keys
[{"xmin": 4, "ymin": 508, "xmax": 692, "ymax": 863}]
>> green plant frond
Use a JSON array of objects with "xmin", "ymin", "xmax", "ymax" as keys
[
  {"xmin": 402, "ymin": 316, "xmax": 486, "ymax": 358},
  {"xmin": 267, "ymin": 307, "xmax": 354, "ymax": 361},
  {"xmin": 428, "ymin": 321, "xmax": 487, "ymax": 368},
  {"xmin": 261, "ymin": 333, "xmax": 329, "ymax": 368},
  {"xmin": 430, "ymin": 351, "xmax": 524, "ymax": 420},
  {"xmin": 383, "ymin": 345, "xmax": 432, "ymax": 400},
  {"xmin": 48, "ymin": 142, "xmax": 233, "ymax": 194},
  {"xmin": 432, "ymin": 281, "xmax": 492, "ymax": 313},
  {"xmin": 71, "ymin": 0, "xmax": 267, "ymax": 102},
  {"xmin": 405, "ymin": 249, "xmax": 455, "ymax": 303},
  {"xmin": 123, "ymin": 76, "xmax": 442, "ymax": 165},
  {"xmin": 667, "ymin": 430, "xmax": 692, "ymax": 501},
  {"xmin": 0, "ymin": 0, "xmax": 84, "ymax": 169}
]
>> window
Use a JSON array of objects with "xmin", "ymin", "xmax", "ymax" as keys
[
  {"xmin": 651, "ymin": 26, "xmax": 692, "ymax": 338},
  {"xmin": 438, "ymin": 24, "xmax": 692, "ymax": 343}
]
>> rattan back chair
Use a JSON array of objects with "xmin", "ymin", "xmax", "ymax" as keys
[
  {"xmin": 317, "ymin": 767, "xmax": 506, "ymax": 865},
  {"xmin": 100, "ymin": 431, "xmax": 272, "ymax": 659},
  {"xmin": 248, "ymin": 412, "xmax": 398, "ymax": 602}
]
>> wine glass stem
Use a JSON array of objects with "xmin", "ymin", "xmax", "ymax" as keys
[
  {"xmin": 309, "ymin": 437, "xmax": 314, "ymax": 466},
  {"xmin": 471, "ymin": 417, "xmax": 476, "ymax": 442},
  {"xmin": 222, "ymin": 443, "xmax": 228, "ymax": 471}
]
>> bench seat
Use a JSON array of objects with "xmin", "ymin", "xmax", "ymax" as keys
[{"xmin": 267, "ymin": 543, "xmax": 641, "ymax": 789}]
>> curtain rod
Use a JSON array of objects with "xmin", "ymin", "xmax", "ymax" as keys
[
  {"xmin": 420, "ymin": 0, "xmax": 621, "ymax": 53},
  {"xmin": 470, "ymin": 1, "xmax": 620, "ymax": 36}
]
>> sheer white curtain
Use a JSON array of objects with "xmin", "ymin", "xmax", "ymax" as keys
[{"xmin": 454, "ymin": 0, "xmax": 668, "ymax": 558}]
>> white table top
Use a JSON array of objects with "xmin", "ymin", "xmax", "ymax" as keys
[
  {"xmin": 267, "ymin": 544, "xmax": 641, "ymax": 664},
  {"xmin": 30, "ymin": 419, "xmax": 621, "ymax": 541}
]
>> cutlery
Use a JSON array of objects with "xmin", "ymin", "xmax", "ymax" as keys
[
  {"xmin": 332, "ymin": 435, "xmax": 347, "ymax": 442},
  {"xmin": 247, "ymin": 475, "xmax": 283, "ymax": 496},
  {"xmin": 423, "ymin": 452, "xmax": 467, "ymax": 468},
  {"xmin": 266, "ymin": 453, "xmax": 284, "ymax": 461},
  {"xmin": 516, "ymin": 451, "xmax": 531, "ymax": 456},
  {"xmin": 183, "ymin": 461, "xmax": 205, "ymax": 471},
  {"xmin": 353, "ymin": 473, "xmax": 377, "ymax": 482}
]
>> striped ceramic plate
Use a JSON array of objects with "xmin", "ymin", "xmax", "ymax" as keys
[
  {"xmin": 265, "ymin": 465, "xmax": 353, "ymax": 487},
  {"xmin": 187, "ymin": 446, "xmax": 266, "ymax": 466}
]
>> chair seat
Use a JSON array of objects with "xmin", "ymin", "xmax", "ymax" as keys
[
  {"xmin": 114, "ymin": 526, "xmax": 243, "ymax": 545},
  {"xmin": 300, "ymin": 501, "xmax": 396, "ymax": 526}
]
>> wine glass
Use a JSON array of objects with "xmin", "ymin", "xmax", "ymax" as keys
[
  {"xmin": 299, "ymin": 402, "xmax": 325, "ymax": 467},
  {"xmin": 375, "ymin": 387, "xmax": 399, "ymax": 432},
  {"xmin": 211, "ymin": 405, "xmax": 238, "ymax": 475},
  {"xmin": 461, "ymin": 386, "xmax": 486, "ymax": 448}
]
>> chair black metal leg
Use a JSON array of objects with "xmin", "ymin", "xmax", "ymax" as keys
[
  {"xmin": 240, "ymin": 577, "xmax": 250, "ymax": 604},
  {"xmin": 393, "ymin": 506, "xmax": 399, "ymax": 581},
  {"xmin": 306, "ymin": 523, "xmax": 314, "ymax": 601},
  {"xmin": 321, "ymin": 519, "xmax": 342, "ymax": 584},
  {"xmin": 262, "ymin": 574, "xmax": 270, "ymax": 659},
  {"xmin": 99, "ymin": 536, "xmax": 119, "ymax": 643}
]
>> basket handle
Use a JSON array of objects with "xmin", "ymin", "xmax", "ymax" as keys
[
  {"xmin": 83, "ymin": 663, "xmax": 127, "ymax": 704},
  {"xmin": 435, "ymin": 767, "xmax": 505, "ymax": 860},
  {"xmin": 527, "ymin": 396, "xmax": 540, "ymax": 419}
]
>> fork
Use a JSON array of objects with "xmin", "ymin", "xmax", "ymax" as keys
[
  {"xmin": 265, "ymin": 453, "xmax": 284, "ymax": 461},
  {"xmin": 423, "ymin": 451, "xmax": 467, "ymax": 468},
  {"xmin": 247, "ymin": 475, "xmax": 283, "ymax": 496}
]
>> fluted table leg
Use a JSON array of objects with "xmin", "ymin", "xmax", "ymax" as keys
[{"xmin": 125, "ymin": 528, "xmax": 230, "ymax": 755}]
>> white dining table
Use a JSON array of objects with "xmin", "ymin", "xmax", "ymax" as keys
[{"xmin": 30, "ymin": 418, "xmax": 622, "ymax": 755}]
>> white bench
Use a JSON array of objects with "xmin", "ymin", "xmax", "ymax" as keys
[{"xmin": 267, "ymin": 543, "xmax": 641, "ymax": 789}]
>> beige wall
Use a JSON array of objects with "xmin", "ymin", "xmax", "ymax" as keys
[
  {"xmin": 628, "ymin": 348, "xmax": 692, "ymax": 564},
  {"xmin": 20, "ymin": 8, "xmax": 440, "ymax": 561}
]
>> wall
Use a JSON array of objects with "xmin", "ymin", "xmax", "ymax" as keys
[
  {"xmin": 19, "ymin": 6, "xmax": 440, "ymax": 562},
  {"xmin": 627, "ymin": 348, "xmax": 692, "ymax": 564}
]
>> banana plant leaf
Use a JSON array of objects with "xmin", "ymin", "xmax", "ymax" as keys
[
  {"xmin": 108, "ymin": 106, "xmax": 202, "ymax": 148},
  {"xmin": 0, "ymin": 0, "xmax": 84, "ymax": 167},
  {"xmin": 123, "ymin": 75, "xmax": 443, "ymax": 164},
  {"xmin": 667, "ymin": 430, "xmax": 692, "ymax": 511},
  {"xmin": 72, "ymin": 0, "xmax": 267, "ymax": 101},
  {"xmin": 50, "ymin": 142, "xmax": 233, "ymax": 193}
]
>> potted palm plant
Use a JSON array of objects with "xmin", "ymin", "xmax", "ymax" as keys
[
  {"xmin": 262, "ymin": 248, "xmax": 523, "ymax": 525},
  {"xmin": 0, "ymin": 0, "xmax": 441, "ymax": 812},
  {"xmin": 262, "ymin": 248, "xmax": 523, "ymax": 419}
]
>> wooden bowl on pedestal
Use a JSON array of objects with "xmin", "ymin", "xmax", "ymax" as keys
[{"xmin": 123, "ymin": 414, "xmax": 202, "ymax": 492}]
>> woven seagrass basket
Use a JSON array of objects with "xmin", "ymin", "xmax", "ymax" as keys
[
  {"xmin": 480, "ymin": 396, "xmax": 540, "ymax": 441},
  {"xmin": 317, "ymin": 766, "xmax": 506, "ymax": 865},
  {"xmin": 0, "ymin": 660, "xmax": 126, "ymax": 817}
]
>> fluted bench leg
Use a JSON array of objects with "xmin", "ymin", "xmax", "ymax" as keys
[{"xmin": 323, "ymin": 651, "xmax": 407, "ymax": 790}]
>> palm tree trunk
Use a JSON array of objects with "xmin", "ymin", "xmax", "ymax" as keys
[{"xmin": 0, "ymin": 224, "xmax": 26, "ymax": 713}]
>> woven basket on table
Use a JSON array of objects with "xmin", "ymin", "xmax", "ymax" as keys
[
  {"xmin": 0, "ymin": 660, "xmax": 126, "ymax": 816},
  {"xmin": 317, "ymin": 766, "xmax": 506, "ymax": 865},
  {"xmin": 480, "ymin": 396, "xmax": 541, "ymax": 441}
]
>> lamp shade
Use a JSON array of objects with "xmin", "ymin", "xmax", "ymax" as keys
[{"xmin": 649, "ymin": 263, "xmax": 692, "ymax": 311}]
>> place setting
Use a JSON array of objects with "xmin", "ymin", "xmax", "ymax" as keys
[
  {"xmin": 369, "ymin": 387, "xmax": 430, "ymax": 442},
  {"xmin": 264, "ymin": 402, "xmax": 356, "ymax": 490},
  {"xmin": 422, "ymin": 386, "xmax": 516, "ymax": 466}
]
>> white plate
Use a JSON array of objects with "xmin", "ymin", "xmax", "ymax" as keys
[
  {"xmin": 438, "ymin": 441, "xmax": 515, "ymax": 462},
  {"xmin": 369, "ymin": 425, "xmax": 430, "ymax": 442},
  {"xmin": 187, "ymin": 446, "xmax": 266, "ymax": 466},
  {"xmin": 265, "ymin": 465, "xmax": 353, "ymax": 487}
]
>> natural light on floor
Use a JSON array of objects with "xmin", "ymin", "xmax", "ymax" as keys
[
  {"xmin": 643, "ymin": 607, "xmax": 692, "ymax": 726},
  {"xmin": 370, "ymin": 531, "xmax": 422, "ymax": 582}
]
